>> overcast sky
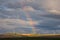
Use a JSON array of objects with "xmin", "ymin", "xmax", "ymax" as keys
[{"xmin": 0, "ymin": 0, "xmax": 60, "ymax": 34}]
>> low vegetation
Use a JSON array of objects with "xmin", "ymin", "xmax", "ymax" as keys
[{"xmin": 0, "ymin": 33, "xmax": 60, "ymax": 40}]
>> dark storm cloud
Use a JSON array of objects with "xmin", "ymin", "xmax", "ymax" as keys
[
  {"xmin": 40, "ymin": 13, "xmax": 60, "ymax": 19},
  {"xmin": 35, "ymin": 19, "xmax": 60, "ymax": 29},
  {"xmin": 0, "ymin": 0, "xmax": 41, "ymax": 10},
  {"xmin": 0, "ymin": 0, "xmax": 60, "ymax": 11},
  {"xmin": 35, "ymin": 17, "xmax": 60, "ymax": 34}
]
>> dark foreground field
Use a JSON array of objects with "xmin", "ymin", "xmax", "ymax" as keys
[
  {"xmin": 0, "ymin": 37, "xmax": 60, "ymax": 40},
  {"xmin": 0, "ymin": 33, "xmax": 60, "ymax": 40}
]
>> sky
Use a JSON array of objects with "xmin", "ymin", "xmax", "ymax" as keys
[{"xmin": 0, "ymin": 0, "xmax": 60, "ymax": 34}]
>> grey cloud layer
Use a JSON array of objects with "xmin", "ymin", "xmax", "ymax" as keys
[
  {"xmin": 0, "ymin": 0, "xmax": 60, "ymax": 8},
  {"xmin": 0, "ymin": 0, "xmax": 60, "ymax": 34}
]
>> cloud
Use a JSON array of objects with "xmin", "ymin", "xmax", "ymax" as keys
[
  {"xmin": 0, "ymin": 19, "xmax": 38, "ymax": 29},
  {"xmin": 35, "ymin": 16, "xmax": 60, "ymax": 34},
  {"xmin": 4, "ymin": 8, "xmax": 15, "ymax": 11},
  {"xmin": 22, "ymin": 6, "xmax": 35, "ymax": 12},
  {"xmin": 0, "ymin": 0, "xmax": 60, "ymax": 11},
  {"xmin": 47, "ymin": 10, "xmax": 60, "ymax": 15},
  {"xmin": 0, "ymin": 0, "xmax": 40, "ymax": 10},
  {"xmin": 0, "ymin": 0, "xmax": 60, "ymax": 34},
  {"xmin": 0, "ymin": 18, "xmax": 39, "ymax": 34}
]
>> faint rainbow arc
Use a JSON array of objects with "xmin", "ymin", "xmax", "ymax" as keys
[
  {"xmin": 20, "ymin": 1, "xmax": 36, "ymax": 34},
  {"xmin": 25, "ymin": 12, "xmax": 36, "ymax": 34}
]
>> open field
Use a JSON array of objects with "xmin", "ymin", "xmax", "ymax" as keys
[
  {"xmin": 0, "ymin": 37, "xmax": 60, "ymax": 40},
  {"xmin": 0, "ymin": 33, "xmax": 60, "ymax": 40}
]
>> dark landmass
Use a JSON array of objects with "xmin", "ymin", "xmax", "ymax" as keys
[{"xmin": 0, "ymin": 33, "xmax": 60, "ymax": 40}]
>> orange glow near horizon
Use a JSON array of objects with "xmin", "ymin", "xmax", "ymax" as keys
[{"xmin": 21, "ymin": 34, "xmax": 32, "ymax": 36}]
